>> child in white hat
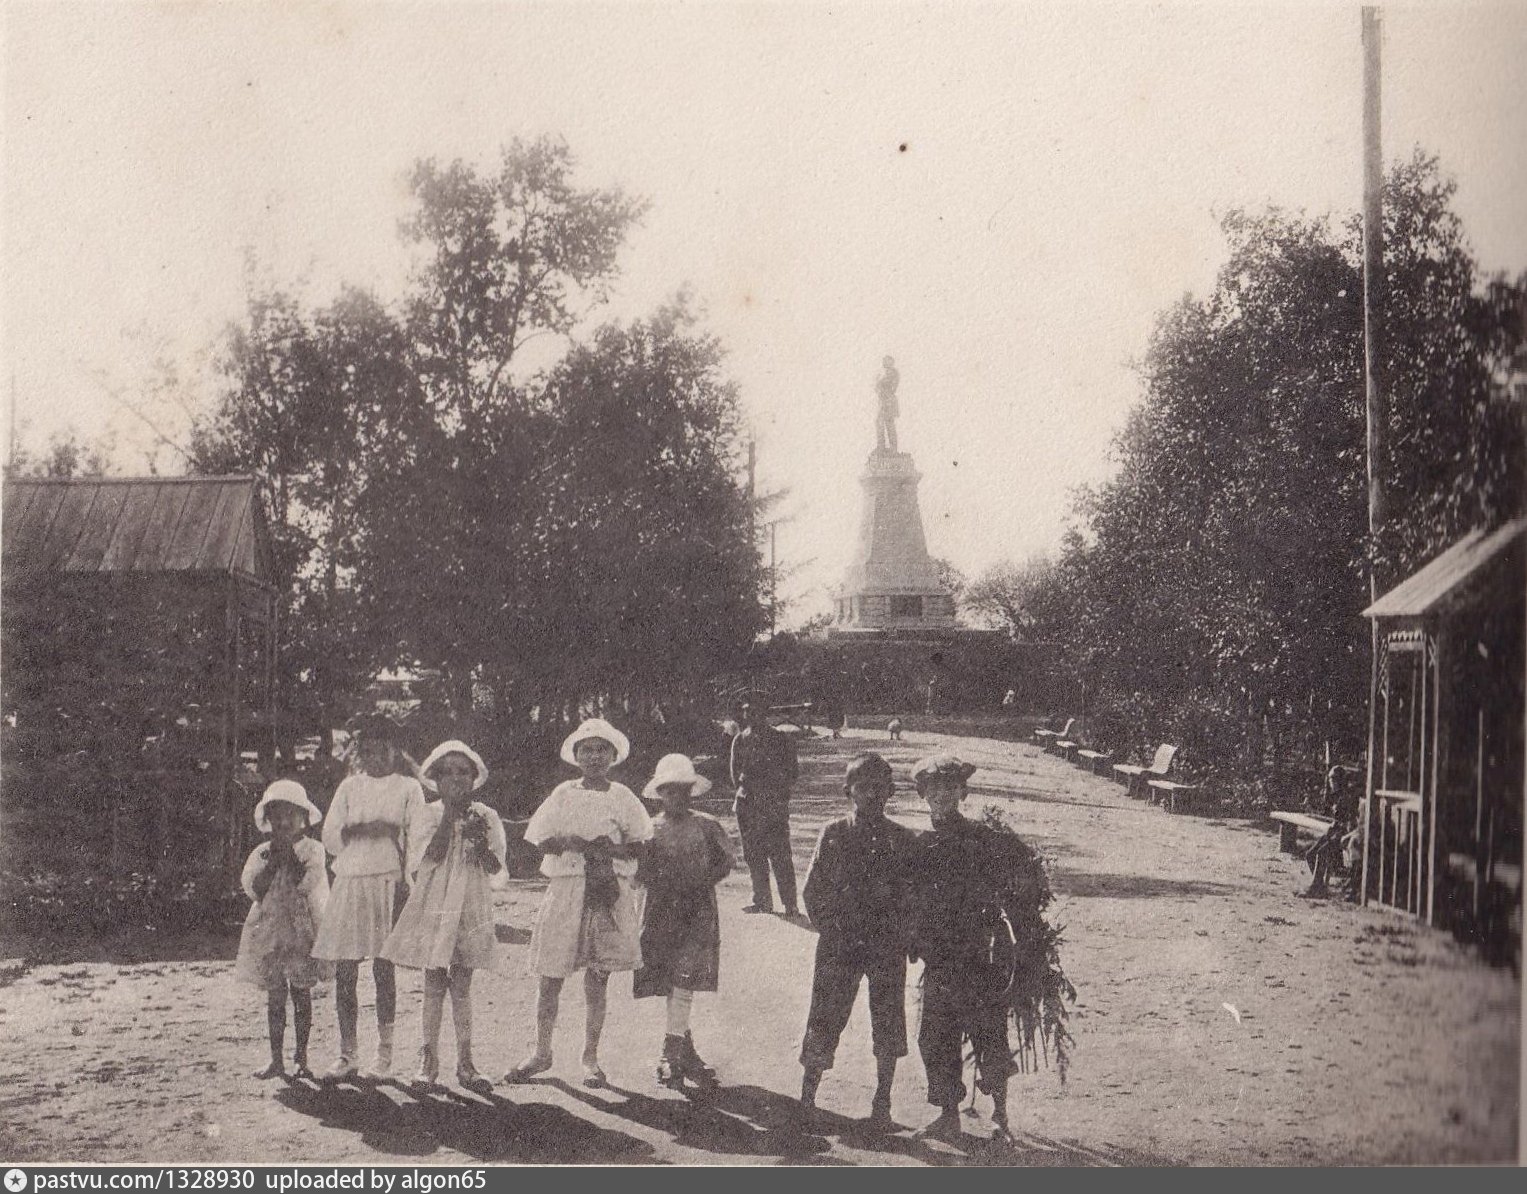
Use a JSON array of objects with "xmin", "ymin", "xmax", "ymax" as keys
[
  {"xmin": 310, "ymin": 714, "xmax": 426, "ymax": 1082},
  {"xmin": 236, "ymin": 780, "xmax": 332, "ymax": 1080},
  {"xmin": 381, "ymin": 740, "xmax": 506, "ymax": 1095},
  {"xmin": 506, "ymin": 718, "xmax": 653, "ymax": 1088},
  {"xmin": 634, "ymin": 753, "xmax": 735, "ymax": 1089}
]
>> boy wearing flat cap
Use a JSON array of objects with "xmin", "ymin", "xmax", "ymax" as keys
[
  {"xmin": 798, "ymin": 752, "xmax": 916, "ymax": 1129},
  {"xmin": 908, "ymin": 753, "xmax": 1020, "ymax": 1142}
]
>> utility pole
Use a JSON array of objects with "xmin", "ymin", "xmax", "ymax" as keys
[
  {"xmin": 6, "ymin": 371, "xmax": 17, "ymax": 472},
  {"xmin": 1359, "ymin": 4, "xmax": 1386, "ymax": 913},
  {"xmin": 770, "ymin": 520, "xmax": 778, "ymax": 638},
  {"xmin": 746, "ymin": 438, "xmax": 756, "ymax": 529},
  {"xmin": 1361, "ymin": 5, "xmax": 1388, "ymax": 585}
]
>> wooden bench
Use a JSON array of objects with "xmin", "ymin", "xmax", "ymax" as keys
[
  {"xmin": 1149, "ymin": 777, "xmax": 1213, "ymax": 814},
  {"xmin": 1032, "ymin": 718, "xmax": 1075, "ymax": 748},
  {"xmin": 1269, "ymin": 810, "xmax": 1334, "ymax": 854},
  {"xmin": 1114, "ymin": 744, "xmax": 1178, "ymax": 798},
  {"xmin": 1050, "ymin": 733, "xmax": 1081, "ymax": 760},
  {"xmin": 1075, "ymin": 747, "xmax": 1116, "ymax": 775}
]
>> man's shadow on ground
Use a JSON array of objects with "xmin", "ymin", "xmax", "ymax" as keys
[
  {"xmin": 552, "ymin": 1078, "xmax": 1117, "ymax": 1166},
  {"xmin": 273, "ymin": 1077, "xmax": 657, "ymax": 1164}
]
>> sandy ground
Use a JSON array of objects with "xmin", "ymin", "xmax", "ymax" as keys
[{"xmin": 1, "ymin": 729, "xmax": 1519, "ymax": 1167}]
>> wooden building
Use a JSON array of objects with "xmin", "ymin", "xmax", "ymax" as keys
[
  {"xmin": 1361, "ymin": 519, "xmax": 1524, "ymax": 960},
  {"xmin": 2, "ymin": 475, "xmax": 277, "ymax": 880}
]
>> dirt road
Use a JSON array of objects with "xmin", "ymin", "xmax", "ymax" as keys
[{"xmin": 1, "ymin": 730, "xmax": 1518, "ymax": 1165}]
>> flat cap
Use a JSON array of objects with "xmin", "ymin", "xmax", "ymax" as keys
[{"xmin": 910, "ymin": 754, "xmax": 977, "ymax": 785}]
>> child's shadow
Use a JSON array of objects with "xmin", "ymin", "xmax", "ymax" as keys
[
  {"xmin": 699, "ymin": 1084, "xmax": 977, "ymax": 1166},
  {"xmin": 273, "ymin": 1078, "xmax": 656, "ymax": 1164},
  {"xmin": 548, "ymin": 1078, "xmax": 829, "ymax": 1160},
  {"xmin": 553, "ymin": 1079, "xmax": 979, "ymax": 1166}
]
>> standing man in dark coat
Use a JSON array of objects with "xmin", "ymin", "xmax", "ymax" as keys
[{"xmin": 729, "ymin": 702, "xmax": 800, "ymax": 916}]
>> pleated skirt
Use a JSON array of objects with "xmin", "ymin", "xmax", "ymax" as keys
[{"xmin": 311, "ymin": 875, "xmax": 401, "ymax": 961}]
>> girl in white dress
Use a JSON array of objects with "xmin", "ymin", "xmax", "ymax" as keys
[
  {"xmin": 381, "ymin": 740, "xmax": 507, "ymax": 1095},
  {"xmin": 235, "ymin": 780, "xmax": 331, "ymax": 1079},
  {"xmin": 505, "ymin": 718, "xmax": 652, "ymax": 1089},
  {"xmin": 311, "ymin": 715, "xmax": 426, "ymax": 1081}
]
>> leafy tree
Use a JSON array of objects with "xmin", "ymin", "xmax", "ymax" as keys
[
  {"xmin": 192, "ymin": 286, "xmax": 419, "ymax": 755},
  {"xmin": 199, "ymin": 138, "xmax": 763, "ymax": 759},
  {"xmin": 1035, "ymin": 151, "xmax": 1523, "ymax": 788},
  {"xmin": 962, "ymin": 554, "xmax": 1059, "ymax": 640},
  {"xmin": 6, "ymin": 428, "xmax": 115, "ymax": 478},
  {"xmin": 353, "ymin": 138, "xmax": 651, "ymax": 716},
  {"xmin": 528, "ymin": 301, "xmax": 765, "ymax": 713},
  {"xmin": 402, "ymin": 137, "xmax": 648, "ymax": 435},
  {"xmin": 931, "ymin": 557, "xmax": 967, "ymax": 606}
]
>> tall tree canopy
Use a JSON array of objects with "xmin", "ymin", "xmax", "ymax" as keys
[
  {"xmin": 194, "ymin": 138, "xmax": 762, "ymax": 755},
  {"xmin": 1033, "ymin": 151, "xmax": 1523, "ymax": 783}
]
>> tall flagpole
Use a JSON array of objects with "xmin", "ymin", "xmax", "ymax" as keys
[
  {"xmin": 1362, "ymin": 6, "xmax": 1388, "ymax": 558},
  {"xmin": 1359, "ymin": 5, "xmax": 1386, "ymax": 911}
]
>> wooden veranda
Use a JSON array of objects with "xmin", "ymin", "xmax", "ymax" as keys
[{"xmin": 1360, "ymin": 519, "xmax": 1524, "ymax": 959}]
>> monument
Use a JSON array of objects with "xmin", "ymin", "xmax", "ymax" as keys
[{"xmin": 832, "ymin": 357, "xmax": 959, "ymax": 633}]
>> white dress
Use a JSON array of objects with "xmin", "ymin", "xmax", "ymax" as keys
[
  {"xmin": 524, "ymin": 779, "xmax": 653, "ymax": 977},
  {"xmin": 234, "ymin": 836, "xmax": 332, "ymax": 989},
  {"xmin": 381, "ymin": 801, "xmax": 508, "ymax": 972},
  {"xmin": 311, "ymin": 772, "xmax": 426, "ymax": 961}
]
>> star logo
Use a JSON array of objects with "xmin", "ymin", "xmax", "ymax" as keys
[{"xmin": 4, "ymin": 1170, "xmax": 28, "ymax": 1192}]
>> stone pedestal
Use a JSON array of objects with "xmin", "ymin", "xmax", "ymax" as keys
[{"xmin": 833, "ymin": 449, "xmax": 958, "ymax": 631}]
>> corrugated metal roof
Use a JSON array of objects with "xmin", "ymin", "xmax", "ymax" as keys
[
  {"xmin": 1364, "ymin": 519, "xmax": 1527, "ymax": 619},
  {"xmin": 2, "ymin": 476, "xmax": 272, "ymax": 583}
]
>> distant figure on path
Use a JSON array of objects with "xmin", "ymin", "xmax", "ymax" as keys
[
  {"xmin": 887, "ymin": 717, "xmax": 903, "ymax": 742},
  {"xmin": 730, "ymin": 703, "xmax": 800, "ymax": 916},
  {"xmin": 875, "ymin": 355, "xmax": 900, "ymax": 453},
  {"xmin": 1302, "ymin": 765, "xmax": 1361, "ymax": 901},
  {"xmin": 1002, "ymin": 688, "xmax": 1017, "ymax": 710}
]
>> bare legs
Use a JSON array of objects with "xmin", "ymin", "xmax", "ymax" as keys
[
  {"xmin": 417, "ymin": 966, "xmax": 483, "ymax": 1089},
  {"xmin": 582, "ymin": 969, "xmax": 609, "ymax": 1069},
  {"xmin": 508, "ymin": 969, "xmax": 611, "ymax": 1083},
  {"xmin": 256, "ymin": 982, "xmax": 313, "ymax": 1079}
]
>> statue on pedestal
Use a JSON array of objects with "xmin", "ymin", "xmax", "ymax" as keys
[{"xmin": 875, "ymin": 356, "xmax": 900, "ymax": 454}]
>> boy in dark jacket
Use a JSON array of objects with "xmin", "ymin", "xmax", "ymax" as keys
[
  {"xmin": 798, "ymin": 752, "xmax": 917, "ymax": 1130},
  {"xmin": 908, "ymin": 753, "xmax": 1020, "ymax": 1143}
]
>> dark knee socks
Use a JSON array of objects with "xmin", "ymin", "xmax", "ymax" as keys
[
  {"xmin": 266, "ymin": 987, "xmax": 288, "ymax": 1062},
  {"xmin": 292, "ymin": 988, "xmax": 313, "ymax": 1066}
]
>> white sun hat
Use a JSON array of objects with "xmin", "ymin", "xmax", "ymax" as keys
[
  {"xmin": 418, "ymin": 739, "xmax": 489, "ymax": 791},
  {"xmin": 560, "ymin": 717, "xmax": 631, "ymax": 766},
  {"xmin": 643, "ymin": 753, "xmax": 713, "ymax": 799},
  {"xmin": 253, "ymin": 779, "xmax": 323, "ymax": 832}
]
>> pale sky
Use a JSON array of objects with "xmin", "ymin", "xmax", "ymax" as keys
[{"xmin": 4, "ymin": 1, "xmax": 1525, "ymax": 623}]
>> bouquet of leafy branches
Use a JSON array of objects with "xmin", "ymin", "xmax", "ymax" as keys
[
  {"xmin": 977, "ymin": 805, "xmax": 1077, "ymax": 1082},
  {"xmin": 462, "ymin": 807, "xmax": 503, "ymax": 874}
]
